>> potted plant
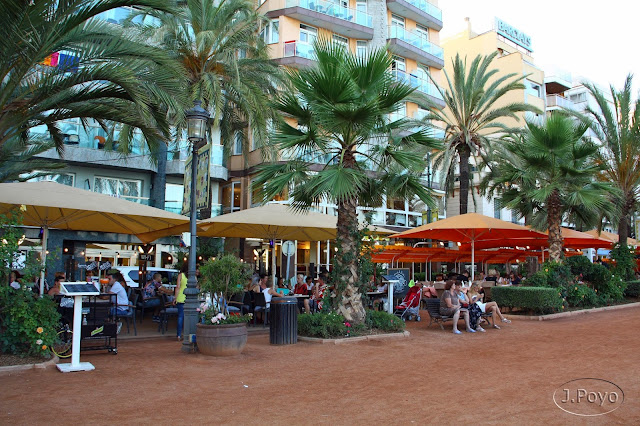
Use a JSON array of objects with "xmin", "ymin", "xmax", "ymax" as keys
[{"xmin": 196, "ymin": 254, "xmax": 252, "ymax": 356}]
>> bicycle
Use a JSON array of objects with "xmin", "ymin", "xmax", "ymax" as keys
[{"xmin": 51, "ymin": 323, "xmax": 73, "ymax": 359}]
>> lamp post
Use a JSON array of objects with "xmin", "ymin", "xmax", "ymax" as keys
[{"xmin": 183, "ymin": 100, "xmax": 210, "ymax": 353}]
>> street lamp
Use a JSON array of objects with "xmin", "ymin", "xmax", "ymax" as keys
[{"xmin": 183, "ymin": 100, "xmax": 210, "ymax": 353}]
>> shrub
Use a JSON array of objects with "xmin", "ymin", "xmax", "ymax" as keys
[
  {"xmin": 298, "ymin": 312, "xmax": 347, "ymax": 338},
  {"xmin": 364, "ymin": 309, "xmax": 405, "ymax": 333},
  {"xmin": 597, "ymin": 275, "xmax": 626, "ymax": 304},
  {"xmin": 566, "ymin": 284, "xmax": 600, "ymax": 307},
  {"xmin": 523, "ymin": 270, "xmax": 548, "ymax": 287},
  {"xmin": 0, "ymin": 286, "xmax": 60, "ymax": 357},
  {"xmin": 565, "ymin": 255, "xmax": 593, "ymax": 276},
  {"xmin": 491, "ymin": 286, "xmax": 563, "ymax": 314},
  {"xmin": 610, "ymin": 243, "xmax": 636, "ymax": 281},
  {"xmin": 543, "ymin": 262, "xmax": 574, "ymax": 287},
  {"xmin": 414, "ymin": 272, "xmax": 426, "ymax": 281},
  {"xmin": 585, "ymin": 264, "xmax": 610, "ymax": 290},
  {"xmin": 624, "ymin": 280, "xmax": 640, "ymax": 298}
]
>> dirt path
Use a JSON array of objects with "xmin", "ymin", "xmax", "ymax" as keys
[{"xmin": 1, "ymin": 308, "xmax": 639, "ymax": 425}]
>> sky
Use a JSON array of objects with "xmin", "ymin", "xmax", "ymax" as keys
[{"xmin": 439, "ymin": 0, "xmax": 637, "ymax": 91}]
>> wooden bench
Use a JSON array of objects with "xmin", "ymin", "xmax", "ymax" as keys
[{"xmin": 425, "ymin": 298, "xmax": 453, "ymax": 330}]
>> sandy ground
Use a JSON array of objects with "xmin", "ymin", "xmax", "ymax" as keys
[{"xmin": 1, "ymin": 307, "xmax": 638, "ymax": 425}]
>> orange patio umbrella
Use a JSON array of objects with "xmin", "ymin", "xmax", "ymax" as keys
[
  {"xmin": 584, "ymin": 230, "xmax": 638, "ymax": 247},
  {"xmin": 391, "ymin": 213, "xmax": 547, "ymax": 281},
  {"xmin": 462, "ymin": 227, "xmax": 611, "ymax": 251}
]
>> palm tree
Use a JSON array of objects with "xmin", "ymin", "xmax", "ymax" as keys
[
  {"xmin": 142, "ymin": 0, "xmax": 282, "ymax": 155},
  {"xmin": 579, "ymin": 75, "xmax": 640, "ymax": 242},
  {"xmin": 482, "ymin": 113, "xmax": 615, "ymax": 262},
  {"xmin": 0, "ymin": 138, "xmax": 65, "ymax": 183},
  {"xmin": 421, "ymin": 53, "xmax": 540, "ymax": 215},
  {"xmin": 254, "ymin": 41, "xmax": 441, "ymax": 324},
  {"xmin": 0, "ymin": 0, "xmax": 184, "ymax": 159}
]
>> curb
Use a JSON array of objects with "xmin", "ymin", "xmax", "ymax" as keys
[
  {"xmin": 0, "ymin": 354, "xmax": 59, "ymax": 375},
  {"xmin": 511, "ymin": 301, "xmax": 640, "ymax": 321},
  {"xmin": 298, "ymin": 330, "xmax": 410, "ymax": 345}
]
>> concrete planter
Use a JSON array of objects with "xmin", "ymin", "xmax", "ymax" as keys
[{"xmin": 196, "ymin": 323, "xmax": 247, "ymax": 356}]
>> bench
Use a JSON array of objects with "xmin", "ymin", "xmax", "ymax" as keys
[{"xmin": 425, "ymin": 298, "xmax": 453, "ymax": 330}]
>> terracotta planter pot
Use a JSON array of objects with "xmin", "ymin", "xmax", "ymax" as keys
[{"xmin": 196, "ymin": 323, "xmax": 247, "ymax": 357}]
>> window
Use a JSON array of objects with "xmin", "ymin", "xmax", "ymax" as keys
[
  {"xmin": 493, "ymin": 198, "xmax": 502, "ymax": 219},
  {"xmin": 164, "ymin": 183, "xmax": 184, "ymax": 214},
  {"xmin": 30, "ymin": 173, "xmax": 75, "ymax": 187},
  {"xmin": 415, "ymin": 24, "xmax": 429, "ymax": 42},
  {"xmin": 526, "ymin": 79, "xmax": 541, "ymax": 98},
  {"xmin": 386, "ymin": 197, "xmax": 405, "ymax": 211},
  {"xmin": 233, "ymin": 132, "xmax": 243, "ymax": 155},
  {"xmin": 356, "ymin": 40, "xmax": 367, "ymax": 57},
  {"xmin": 94, "ymin": 176, "xmax": 143, "ymax": 203},
  {"xmin": 391, "ymin": 56, "xmax": 406, "ymax": 72},
  {"xmin": 260, "ymin": 19, "xmax": 279, "ymax": 44},
  {"xmin": 570, "ymin": 92, "xmax": 587, "ymax": 103},
  {"xmin": 300, "ymin": 24, "xmax": 317, "ymax": 45},
  {"xmin": 356, "ymin": 0, "xmax": 367, "ymax": 13},
  {"xmin": 391, "ymin": 14, "xmax": 405, "ymax": 29},
  {"xmin": 332, "ymin": 35, "xmax": 348, "ymax": 50},
  {"xmin": 221, "ymin": 181, "xmax": 242, "ymax": 213}
]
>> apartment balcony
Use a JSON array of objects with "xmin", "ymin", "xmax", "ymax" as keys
[
  {"xmin": 268, "ymin": 0, "xmax": 373, "ymax": 39},
  {"xmin": 392, "ymin": 69, "xmax": 445, "ymax": 109},
  {"xmin": 386, "ymin": 0, "xmax": 442, "ymax": 31},
  {"xmin": 275, "ymin": 40, "xmax": 316, "ymax": 68},
  {"xmin": 387, "ymin": 27, "xmax": 444, "ymax": 69},
  {"xmin": 546, "ymin": 94, "xmax": 576, "ymax": 111}
]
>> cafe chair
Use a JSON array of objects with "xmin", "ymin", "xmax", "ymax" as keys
[
  {"xmin": 228, "ymin": 291, "xmax": 251, "ymax": 315},
  {"xmin": 252, "ymin": 292, "xmax": 269, "ymax": 327},
  {"xmin": 118, "ymin": 292, "xmax": 138, "ymax": 336},
  {"xmin": 425, "ymin": 298, "xmax": 453, "ymax": 330},
  {"xmin": 158, "ymin": 294, "xmax": 178, "ymax": 335}
]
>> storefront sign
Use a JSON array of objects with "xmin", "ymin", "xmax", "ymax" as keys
[{"xmin": 495, "ymin": 18, "xmax": 532, "ymax": 51}]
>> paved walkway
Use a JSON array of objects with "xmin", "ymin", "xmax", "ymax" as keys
[{"xmin": 1, "ymin": 307, "xmax": 638, "ymax": 424}]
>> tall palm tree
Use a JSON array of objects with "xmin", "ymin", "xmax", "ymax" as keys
[
  {"xmin": 579, "ymin": 75, "xmax": 640, "ymax": 242},
  {"xmin": 0, "ymin": 0, "xmax": 184, "ymax": 158},
  {"xmin": 254, "ymin": 41, "xmax": 441, "ymax": 324},
  {"xmin": 142, "ymin": 0, "xmax": 282, "ymax": 155},
  {"xmin": 482, "ymin": 113, "xmax": 615, "ymax": 262},
  {"xmin": 421, "ymin": 53, "xmax": 540, "ymax": 215},
  {"xmin": 0, "ymin": 138, "xmax": 65, "ymax": 183}
]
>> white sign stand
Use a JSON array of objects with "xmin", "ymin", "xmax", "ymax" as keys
[
  {"xmin": 384, "ymin": 280, "xmax": 398, "ymax": 314},
  {"xmin": 56, "ymin": 282, "xmax": 100, "ymax": 373}
]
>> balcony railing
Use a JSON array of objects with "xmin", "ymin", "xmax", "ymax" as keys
[
  {"xmin": 392, "ymin": 69, "xmax": 443, "ymax": 100},
  {"xmin": 287, "ymin": 0, "xmax": 373, "ymax": 28},
  {"xmin": 388, "ymin": 26, "xmax": 443, "ymax": 60},
  {"xmin": 283, "ymin": 40, "xmax": 315, "ymax": 60},
  {"xmin": 404, "ymin": 0, "xmax": 442, "ymax": 21},
  {"xmin": 546, "ymin": 94, "xmax": 576, "ymax": 110}
]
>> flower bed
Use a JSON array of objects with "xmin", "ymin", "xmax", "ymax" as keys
[{"xmin": 298, "ymin": 310, "xmax": 405, "ymax": 339}]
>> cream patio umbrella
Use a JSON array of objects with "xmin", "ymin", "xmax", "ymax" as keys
[{"xmin": 0, "ymin": 181, "xmax": 190, "ymax": 295}]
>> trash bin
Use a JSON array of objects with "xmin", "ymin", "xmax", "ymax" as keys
[{"xmin": 269, "ymin": 297, "xmax": 298, "ymax": 345}]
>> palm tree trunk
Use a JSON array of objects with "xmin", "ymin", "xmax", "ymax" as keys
[
  {"xmin": 335, "ymin": 148, "xmax": 366, "ymax": 324},
  {"xmin": 547, "ymin": 190, "xmax": 564, "ymax": 263},
  {"xmin": 617, "ymin": 195, "xmax": 634, "ymax": 244},
  {"xmin": 458, "ymin": 145, "xmax": 471, "ymax": 215}
]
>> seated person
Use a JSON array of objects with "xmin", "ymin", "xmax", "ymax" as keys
[
  {"xmin": 247, "ymin": 275, "xmax": 260, "ymax": 293},
  {"xmin": 293, "ymin": 274, "xmax": 308, "ymax": 294},
  {"xmin": 256, "ymin": 273, "xmax": 286, "ymax": 321},
  {"xmin": 9, "ymin": 270, "xmax": 23, "ymax": 290},
  {"xmin": 142, "ymin": 272, "xmax": 164, "ymax": 322},
  {"xmin": 475, "ymin": 272, "xmax": 486, "ymax": 282},
  {"xmin": 485, "ymin": 269, "xmax": 498, "ymax": 282},
  {"xmin": 48, "ymin": 275, "xmax": 63, "ymax": 297},
  {"xmin": 456, "ymin": 284, "xmax": 484, "ymax": 332},
  {"xmin": 497, "ymin": 273, "xmax": 510, "ymax": 286},
  {"xmin": 303, "ymin": 274, "xmax": 328, "ymax": 314},
  {"xmin": 107, "ymin": 272, "xmax": 131, "ymax": 316},
  {"xmin": 468, "ymin": 284, "xmax": 511, "ymax": 329},
  {"xmin": 509, "ymin": 272, "xmax": 521, "ymax": 285},
  {"xmin": 439, "ymin": 280, "xmax": 473, "ymax": 334}
]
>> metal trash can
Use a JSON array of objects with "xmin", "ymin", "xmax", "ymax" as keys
[{"xmin": 269, "ymin": 297, "xmax": 298, "ymax": 345}]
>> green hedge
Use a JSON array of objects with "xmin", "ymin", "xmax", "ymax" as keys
[
  {"xmin": 491, "ymin": 286, "xmax": 563, "ymax": 314},
  {"xmin": 625, "ymin": 280, "xmax": 640, "ymax": 298}
]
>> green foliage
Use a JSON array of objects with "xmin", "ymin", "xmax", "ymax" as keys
[
  {"xmin": 491, "ymin": 286, "xmax": 564, "ymax": 314},
  {"xmin": 0, "ymin": 207, "xmax": 27, "ymax": 283},
  {"xmin": 541, "ymin": 261, "xmax": 574, "ymax": 288},
  {"xmin": 414, "ymin": 272, "xmax": 426, "ymax": 281},
  {"xmin": 624, "ymin": 280, "xmax": 640, "ymax": 298},
  {"xmin": 565, "ymin": 255, "xmax": 593, "ymax": 276},
  {"xmin": 566, "ymin": 284, "xmax": 601, "ymax": 307},
  {"xmin": 298, "ymin": 312, "xmax": 348, "ymax": 338},
  {"xmin": 198, "ymin": 255, "xmax": 251, "ymax": 315},
  {"xmin": 0, "ymin": 286, "xmax": 60, "ymax": 357},
  {"xmin": 597, "ymin": 275, "xmax": 626, "ymax": 304},
  {"xmin": 610, "ymin": 243, "xmax": 635, "ymax": 281},
  {"xmin": 364, "ymin": 310, "xmax": 405, "ymax": 333},
  {"xmin": 523, "ymin": 270, "xmax": 548, "ymax": 287},
  {"xmin": 199, "ymin": 307, "xmax": 252, "ymax": 325}
]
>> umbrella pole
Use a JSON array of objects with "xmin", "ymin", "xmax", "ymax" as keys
[
  {"xmin": 272, "ymin": 243, "xmax": 277, "ymax": 288},
  {"xmin": 39, "ymin": 225, "xmax": 48, "ymax": 297},
  {"xmin": 471, "ymin": 239, "xmax": 475, "ymax": 282}
]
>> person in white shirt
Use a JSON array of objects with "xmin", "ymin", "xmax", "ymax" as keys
[{"xmin": 107, "ymin": 272, "xmax": 131, "ymax": 316}]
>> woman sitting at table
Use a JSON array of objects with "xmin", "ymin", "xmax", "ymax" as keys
[
  {"xmin": 468, "ymin": 283, "xmax": 511, "ymax": 329},
  {"xmin": 439, "ymin": 281, "xmax": 474, "ymax": 334},
  {"xmin": 303, "ymin": 274, "xmax": 328, "ymax": 314}
]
